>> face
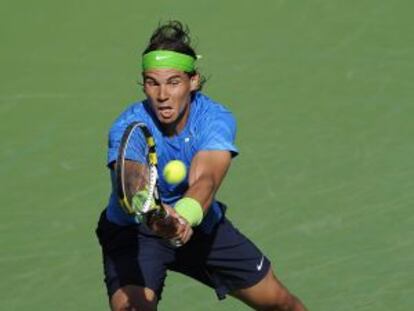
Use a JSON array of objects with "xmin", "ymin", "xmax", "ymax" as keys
[{"xmin": 143, "ymin": 68, "xmax": 199, "ymax": 133}]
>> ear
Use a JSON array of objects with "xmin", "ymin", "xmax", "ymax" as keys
[{"xmin": 189, "ymin": 74, "xmax": 200, "ymax": 92}]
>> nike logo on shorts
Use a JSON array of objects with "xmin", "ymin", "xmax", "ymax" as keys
[{"xmin": 256, "ymin": 256, "xmax": 265, "ymax": 271}]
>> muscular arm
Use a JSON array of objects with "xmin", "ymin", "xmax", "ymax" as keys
[
  {"xmin": 150, "ymin": 151, "xmax": 232, "ymax": 243},
  {"xmin": 185, "ymin": 150, "xmax": 232, "ymax": 214},
  {"xmin": 149, "ymin": 150, "xmax": 232, "ymax": 241}
]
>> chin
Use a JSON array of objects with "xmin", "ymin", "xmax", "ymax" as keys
[{"xmin": 157, "ymin": 116, "xmax": 177, "ymax": 125}]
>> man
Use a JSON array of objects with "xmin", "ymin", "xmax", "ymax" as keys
[{"xmin": 96, "ymin": 21, "xmax": 308, "ymax": 311}]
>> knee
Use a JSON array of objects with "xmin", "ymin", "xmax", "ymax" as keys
[{"xmin": 111, "ymin": 286, "xmax": 158, "ymax": 311}]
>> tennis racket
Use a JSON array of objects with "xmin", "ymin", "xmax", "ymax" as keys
[{"xmin": 115, "ymin": 121, "xmax": 168, "ymax": 224}]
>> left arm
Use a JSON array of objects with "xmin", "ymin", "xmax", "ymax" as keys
[
  {"xmin": 151, "ymin": 109, "xmax": 237, "ymax": 243},
  {"xmin": 149, "ymin": 150, "xmax": 232, "ymax": 244},
  {"xmin": 185, "ymin": 150, "xmax": 232, "ymax": 214}
]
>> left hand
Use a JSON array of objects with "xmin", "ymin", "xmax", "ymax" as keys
[{"xmin": 148, "ymin": 205, "xmax": 193, "ymax": 245}]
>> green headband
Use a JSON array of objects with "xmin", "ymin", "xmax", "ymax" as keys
[{"xmin": 142, "ymin": 50, "xmax": 196, "ymax": 72}]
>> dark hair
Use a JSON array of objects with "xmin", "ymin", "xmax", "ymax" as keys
[
  {"xmin": 143, "ymin": 21, "xmax": 196, "ymax": 58},
  {"xmin": 143, "ymin": 21, "xmax": 206, "ymax": 90}
]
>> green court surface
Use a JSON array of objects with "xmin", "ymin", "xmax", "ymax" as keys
[{"xmin": 1, "ymin": 1, "xmax": 413, "ymax": 310}]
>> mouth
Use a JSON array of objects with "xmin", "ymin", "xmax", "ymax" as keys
[{"xmin": 157, "ymin": 106, "xmax": 174, "ymax": 119}]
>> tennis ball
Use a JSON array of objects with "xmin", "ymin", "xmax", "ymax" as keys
[{"xmin": 163, "ymin": 160, "xmax": 187, "ymax": 185}]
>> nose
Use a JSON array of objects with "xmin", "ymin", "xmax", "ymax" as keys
[{"xmin": 157, "ymin": 84, "xmax": 169, "ymax": 102}]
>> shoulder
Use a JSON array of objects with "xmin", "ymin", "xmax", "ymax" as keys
[
  {"xmin": 189, "ymin": 93, "xmax": 238, "ymax": 155},
  {"xmin": 110, "ymin": 100, "xmax": 148, "ymax": 127},
  {"xmin": 191, "ymin": 93, "xmax": 237, "ymax": 129},
  {"xmin": 106, "ymin": 100, "xmax": 156, "ymax": 167},
  {"xmin": 108, "ymin": 100, "xmax": 153, "ymax": 137}
]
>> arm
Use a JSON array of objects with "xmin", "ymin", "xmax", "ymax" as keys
[
  {"xmin": 150, "ymin": 150, "xmax": 232, "ymax": 244},
  {"xmin": 153, "ymin": 109, "xmax": 237, "ymax": 242},
  {"xmin": 185, "ymin": 150, "xmax": 232, "ymax": 214}
]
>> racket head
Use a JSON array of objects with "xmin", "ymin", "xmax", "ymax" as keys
[{"xmin": 115, "ymin": 122, "xmax": 164, "ymax": 220}]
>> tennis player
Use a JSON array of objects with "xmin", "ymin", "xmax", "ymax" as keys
[{"xmin": 96, "ymin": 21, "xmax": 308, "ymax": 311}]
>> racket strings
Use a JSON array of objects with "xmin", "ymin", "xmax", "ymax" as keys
[
  {"xmin": 141, "ymin": 166, "xmax": 158, "ymax": 213},
  {"xmin": 118, "ymin": 122, "xmax": 166, "ymax": 221},
  {"xmin": 124, "ymin": 125, "xmax": 159, "ymax": 215}
]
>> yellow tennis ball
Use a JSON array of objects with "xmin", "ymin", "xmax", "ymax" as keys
[{"xmin": 163, "ymin": 160, "xmax": 187, "ymax": 184}]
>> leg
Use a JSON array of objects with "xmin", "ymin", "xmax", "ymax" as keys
[
  {"xmin": 110, "ymin": 285, "xmax": 158, "ymax": 311},
  {"xmin": 166, "ymin": 216, "xmax": 308, "ymax": 310},
  {"xmin": 231, "ymin": 266, "xmax": 308, "ymax": 311},
  {"xmin": 96, "ymin": 211, "xmax": 174, "ymax": 311}
]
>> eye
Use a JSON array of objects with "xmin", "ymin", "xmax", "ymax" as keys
[
  {"xmin": 144, "ymin": 79, "xmax": 157, "ymax": 87},
  {"xmin": 168, "ymin": 79, "xmax": 181, "ymax": 86}
]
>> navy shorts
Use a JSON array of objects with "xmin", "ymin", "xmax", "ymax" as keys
[{"xmin": 96, "ymin": 209, "xmax": 271, "ymax": 300}]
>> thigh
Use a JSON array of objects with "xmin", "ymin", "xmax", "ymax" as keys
[
  {"xmin": 96, "ymin": 211, "xmax": 174, "ymax": 301},
  {"xmin": 172, "ymin": 217, "xmax": 271, "ymax": 300}
]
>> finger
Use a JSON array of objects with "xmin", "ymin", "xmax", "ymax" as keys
[
  {"xmin": 172, "ymin": 225, "xmax": 187, "ymax": 241},
  {"xmin": 181, "ymin": 225, "xmax": 193, "ymax": 243},
  {"xmin": 170, "ymin": 238, "xmax": 183, "ymax": 248},
  {"xmin": 174, "ymin": 223, "xmax": 192, "ymax": 245}
]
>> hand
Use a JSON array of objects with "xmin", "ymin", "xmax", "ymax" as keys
[{"xmin": 148, "ymin": 205, "xmax": 193, "ymax": 246}]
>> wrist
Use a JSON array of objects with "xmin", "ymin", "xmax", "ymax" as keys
[{"xmin": 174, "ymin": 197, "xmax": 203, "ymax": 227}]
